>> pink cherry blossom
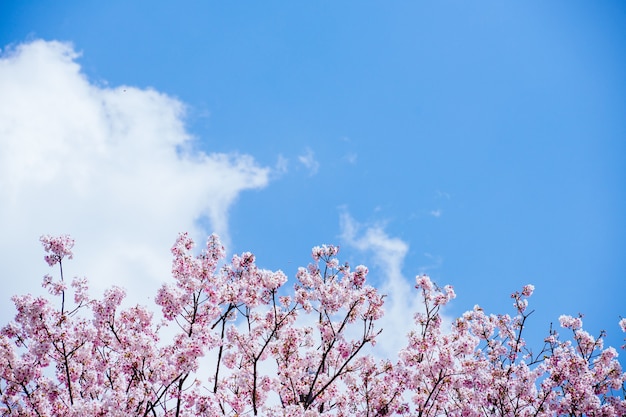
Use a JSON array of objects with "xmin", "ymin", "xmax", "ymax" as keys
[
  {"xmin": 1, "ymin": 234, "xmax": 625, "ymax": 416},
  {"xmin": 39, "ymin": 234, "xmax": 74, "ymax": 267}
]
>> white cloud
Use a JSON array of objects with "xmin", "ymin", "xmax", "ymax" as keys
[
  {"xmin": 343, "ymin": 152, "xmax": 358, "ymax": 164},
  {"xmin": 0, "ymin": 40, "xmax": 270, "ymax": 321},
  {"xmin": 272, "ymin": 154, "xmax": 289, "ymax": 177},
  {"xmin": 340, "ymin": 212, "xmax": 408, "ymax": 279},
  {"xmin": 339, "ymin": 211, "xmax": 451, "ymax": 359},
  {"xmin": 435, "ymin": 190, "xmax": 451, "ymax": 199},
  {"xmin": 421, "ymin": 252, "xmax": 444, "ymax": 273},
  {"xmin": 339, "ymin": 212, "xmax": 413, "ymax": 358},
  {"xmin": 430, "ymin": 209, "xmax": 442, "ymax": 217},
  {"xmin": 297, "ymin": 147, "xmax": 319, "ymax": 176}
]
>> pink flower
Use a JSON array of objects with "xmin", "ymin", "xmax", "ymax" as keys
[
  {"xmin": 2, "ymin": 233, "xmax": 625, "ymax": 416},
  {"xmin": 559, "ymin": 314, "xmax": 583, "ymax": 330},
  {"xmin": 521, "ymin": 284, "xmax": 534, "ymax": 297},
  {"xmin": 40, "ymin": 234, "xmax": 75, "ymax": 266}
]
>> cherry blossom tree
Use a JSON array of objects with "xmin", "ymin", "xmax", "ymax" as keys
[{"xmin": 1, "ymin": 234, "xmax": 625, "ymax": 416}]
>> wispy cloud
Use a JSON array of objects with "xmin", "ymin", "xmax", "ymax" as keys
[
  {"xmin": 435, "ymin": 190, "xmax": 451, "ymax": 199},
  {"xmin": 340, "ymin": 212, "xmax": 407, "ymax": 279},
  {"xmin": 339, "ymin": 211, "xmax": 453, "ymax": 358},
  {"xmin": 420, "ymin": 252, "xmax": 444, "ymax": 273},
  {"xmin": 297, "ymin": 147, "xmax": 319, "ymax": 176},
  {"xmin": 0, "ymin": 40, "xmax": 270, "ymax": 319},
  {"xmin": 339, "ymin": 211, "xmax": 426, "ymax": 358},
  {"xmin": 430, "ymin": 209, "xmax": 442, "ymax": 217},
  {"xmin": 343, "ymin": 152, "xmax": 358, "ymax": 164},
  {"xmin": 271, "ymin": 154, "xmax": 289, "ymax": 178}
]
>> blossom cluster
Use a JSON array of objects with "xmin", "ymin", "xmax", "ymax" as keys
[
  {"xmin": 39, "ymin": 234, "xmax": 74, "ymax": 267},
  {"xmin": 0, "ymin": 234, "xmax": 625, "ymax": 416}
]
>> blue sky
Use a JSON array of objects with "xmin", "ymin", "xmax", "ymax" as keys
[{"xmin": 1, "ymin": 2, "xmax": 625, "ymax": 359}]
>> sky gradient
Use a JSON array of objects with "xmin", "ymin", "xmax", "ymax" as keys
[{"xmin": 1, "ymin": 1, "xmax": 625, "ymax": 360}]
